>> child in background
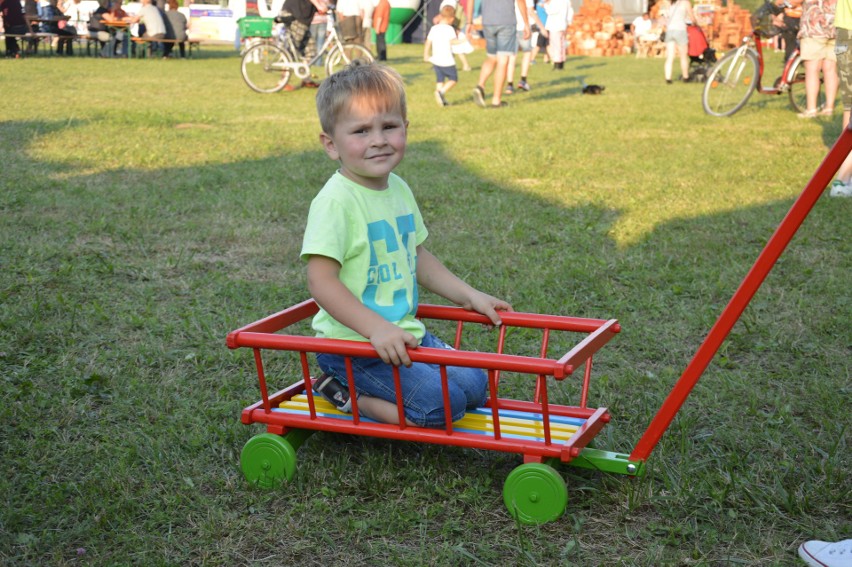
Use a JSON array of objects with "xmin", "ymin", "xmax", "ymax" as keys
[
  {"xmin": 449, "ymin": 0, "xmax": 473, "ymax": 71},
  {"xmin": 304, "ymin": 61, "xmax": 511, "ymax": 427},
  {"xmin": 424, "ymin": 5, "xmax": 460, "ymax": 106},
  {"xmin": 545, "ymin": 0, "xmax": 572, "ymax": 69}
]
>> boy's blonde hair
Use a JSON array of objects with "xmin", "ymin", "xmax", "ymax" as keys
[
  {"xmin": 316, "ymin": 60, "xmax": 407, "ymax": 134},
  {"xmin": 440, "ymin": 4, "xmax": 456, "ymax": 20}
]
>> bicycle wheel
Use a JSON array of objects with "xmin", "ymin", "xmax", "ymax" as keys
[
  {"xmin": 241, "ymin": 42, "xmax": 293, "ymax": 94},
  {"xmin": 788, "ymin": 57, "xmax": 826, "ymax": 113},
  {"xmin": 324, "ymin": 43, "xmax": 373, "ymax": 77},
  {"xmin": 702, "ymin": 48, "xmax": 759, "ymax": 117}
]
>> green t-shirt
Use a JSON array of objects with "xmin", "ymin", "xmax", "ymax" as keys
[{"xmin": 301, "ymin": 171, "xmax": 429, "ymax": 342}]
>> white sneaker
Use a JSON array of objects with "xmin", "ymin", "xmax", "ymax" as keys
[
  {"xmin": 799, "ymin": 539, "xmax": 852, "ymax": 567},
  {"xmin": 829, "ymin": 180, "xmax": 852, "ymax": 197}
]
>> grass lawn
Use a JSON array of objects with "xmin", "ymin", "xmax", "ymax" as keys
[{"xmin": 1, "ymin": 43, "xmax": 849, "ymax": 565}]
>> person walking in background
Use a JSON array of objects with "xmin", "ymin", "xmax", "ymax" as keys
[
  {"xmin": 373, "ymin": 0, "xmax": 389, "ymax": 60},
  {"xmin": 360, "ymin": 0, "xmax": 373, "ymax": 51},
  {"xmin": 466, "ymin": 0, "xmax": 530, "ymax": 108},
  {"xmin": 505, "ymin": 0, "xmax": 543, "ymax": 91},
  {"xmin": 530, "ymin": 0, "xmax": 549, "ymax": 63},
  {"xmin": 797, "ymin": 0, "xmax": 839, "ymax": 117},
  {"xmin": 544, "ymin": 0, "xmax": 572, "ymax": 69},
  {"xmin": 424, "ymin": 4, "xmax": 459, "ymax": 106},
  {"xmin": 779, "ymin": 0, "xmax": 804, "ymax": 64},
  {"xmin": 448, "ymin": 0, "xmax": 474, "ymax": 71},
  {"xmin": 829, "ymin": 0, "xmax": 852, "ymax": 195},
  {"xmin": 309, "ymin": 7, "xmax": 328, "ymax": 53},
  {"xmin": 662, "ymin": 0, "xmax": 695, "ymax": 82},
  {"xmin": 337, "ymin": 0, "xmax": 363, "ymax": 44},
  {"xmin": 277, "ymin": 0, "xmax": 327, "ymax": 89}
]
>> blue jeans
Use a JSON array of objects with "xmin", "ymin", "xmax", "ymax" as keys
[
  {"xmin": 482, "ymin": 24, "xmax": 517, "ymax": 56},
  {"xmin": 316, "ymin": 332, "xmax": 488, "ymax": 427}
]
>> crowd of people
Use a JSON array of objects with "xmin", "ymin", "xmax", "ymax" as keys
[{"xmin": 1, "ymin": 0, "xmax": 188, "ymax": 58}]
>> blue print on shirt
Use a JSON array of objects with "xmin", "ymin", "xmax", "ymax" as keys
[{"xmin": 363, "ymin": 214, "xmax": 417, "ymax": 321}]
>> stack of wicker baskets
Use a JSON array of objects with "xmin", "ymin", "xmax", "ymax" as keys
[{"xmin": 566, "ymin": 0, "xmax": 632, "ymax": 57}]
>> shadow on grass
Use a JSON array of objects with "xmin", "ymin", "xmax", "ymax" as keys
[{"xmin": 1, "ymin": 117, "xmax": 849, "ymax": 565}]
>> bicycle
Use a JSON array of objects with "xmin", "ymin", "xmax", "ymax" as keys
[
  {"xmin": 241, "ymin": 6, "xmax": 373, "ymax": 94},
  {"xmin": 701, "ymin": 1, "xmax": 820, "ymax": 117}
]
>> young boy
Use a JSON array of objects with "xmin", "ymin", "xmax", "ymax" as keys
[
  {"xmin": 423, "ymin": 5, "xmax": 460, "ymax": 107},
  {"xmin": 303, "ymin": 61, "xmax": 511, "ymax": 427}
]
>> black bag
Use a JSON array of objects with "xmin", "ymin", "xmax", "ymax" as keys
[{"xmin": 660, "ymin": 31, "xmax": 666, "ymax": 42}]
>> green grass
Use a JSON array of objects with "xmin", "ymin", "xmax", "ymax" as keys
[{"xmin": 1, "ymin": 44, "xmax": 849, "ymax": 565}]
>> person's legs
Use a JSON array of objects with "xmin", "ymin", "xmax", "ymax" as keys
[
  {"xmin": 474, "ymin": 25, "xmax": 498, "ymax": 105},
  {"xmin": 477, "ymin": 55, "xmax": 497, "ymax": 88},
  {"xmin": 678, "ymin": 42, "xmax": 690, "ymax": 80},
  {"xmin": 492, "ymin": 54, "xmax": 510, "ymax": 104},
  {"xmin": 521, "ymin": 50, "xmax": 532, "ymax": 80},
  {"xmin": 505, "ymin": 52, "xmax": 517, "ymax": 92},
  {"xmin": 316, "ymin": 332, "xmax": 486, "ymax": 427},
  {"xmin": 835, "ymin": 29, "xmax": 852, "ymax": 185},
  {"xmin": 804, "ymin": 58, "xmax": 821, "ymax": 112},
  {"xmin": 822, "ymin": 59, "xmax": 839, "ymax": 109},
  {"xmin": 457, "ymin": 52, "xmax": 470, "ymax": 71},
  {"xmin": 490, "ymin": 24, "xmax": 516, "ymax": 104},
  {"xmin": 376, "ymin": 31, "xmax": 386, "ymax": 60},
  {"xmin": 664, "ymin": 41, "xmax": 676, "ymax": 81}
]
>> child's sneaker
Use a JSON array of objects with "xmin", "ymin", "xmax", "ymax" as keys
[
  {"xmin": 830, "ymin": 179, "xmax": 852, "ymax": 197},
  {"xmin": 313, "ymin": 374, "xmax": 353, "ymax": 413},
  {"xmin": 504, "ymin": 84, "xmax": 515, "ymax": 95},
  {"xmin": 798, "ymin": 539, "xmax": 852, "ymax": 567},
  {"xmin": 518, "ymin": 80, "xmax": 531, "ymax": 91}
]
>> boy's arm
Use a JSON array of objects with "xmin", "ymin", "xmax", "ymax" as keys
[
  {"xmin": 423, "ymin": 38, "xmax": 431, "ymax": 61},
  {"xmin": 415, "ymin": 246, "xmax": 512, "ymax": 326},
  {"xmin": 307, "ymin": 255, "xmax": 419, "ymax": 366}
]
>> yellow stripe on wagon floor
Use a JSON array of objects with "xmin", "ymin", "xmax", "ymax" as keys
[{"xmin": 279, "ymin": 395, "xmax": 580, "ymax": 441}]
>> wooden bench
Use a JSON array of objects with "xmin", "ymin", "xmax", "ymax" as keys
[
  {"xmin": 0, "ymin": 32, "xmax": 56, "ymax": 56},
  {"xmin": 130, "ymin": 36, "xmax": 201, "ymax": 58}
]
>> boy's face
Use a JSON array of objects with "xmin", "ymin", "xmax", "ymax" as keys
[{"xmin": 320, "ymin": 96, "xmax": 407, "ymax": 191}]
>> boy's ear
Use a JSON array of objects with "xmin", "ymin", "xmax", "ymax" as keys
[{"xmin": 319, "ymin": 131, "xmax": 339, "ymax": 161}]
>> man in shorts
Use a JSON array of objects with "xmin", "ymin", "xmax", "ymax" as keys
[
  {"xmin": 831, "ymin": 0, "xmax": 852, "ymax": 196},
  {"xmin": 466, "ymin": 0, "xmax": 530, "ymax": 108}
]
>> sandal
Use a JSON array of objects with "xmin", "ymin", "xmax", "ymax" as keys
[
  {"xmin": 819, "ymin": 106, "xmax": 835, "ymax": 116},
  {"xmin": 797, "ymin": 109, "xmax": 818, "ymax": 119}
]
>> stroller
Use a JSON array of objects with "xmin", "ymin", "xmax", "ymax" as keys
[{"xmin": 686, "ymin": 24, "xmax": 717, "ymax": 82}]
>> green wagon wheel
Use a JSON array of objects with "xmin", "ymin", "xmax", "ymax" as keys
[
  {"xmin": 503, "ymin": 462, "xmax": 568, "ymax": 525},
  {"xmin": 241, "ymin": 433, "xmax": 297, "ymax": 489}
]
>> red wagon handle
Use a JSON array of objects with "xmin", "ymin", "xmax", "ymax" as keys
[{"xmin": 629, "ymin": 124, "xmax": 852, "ymax": 462}]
